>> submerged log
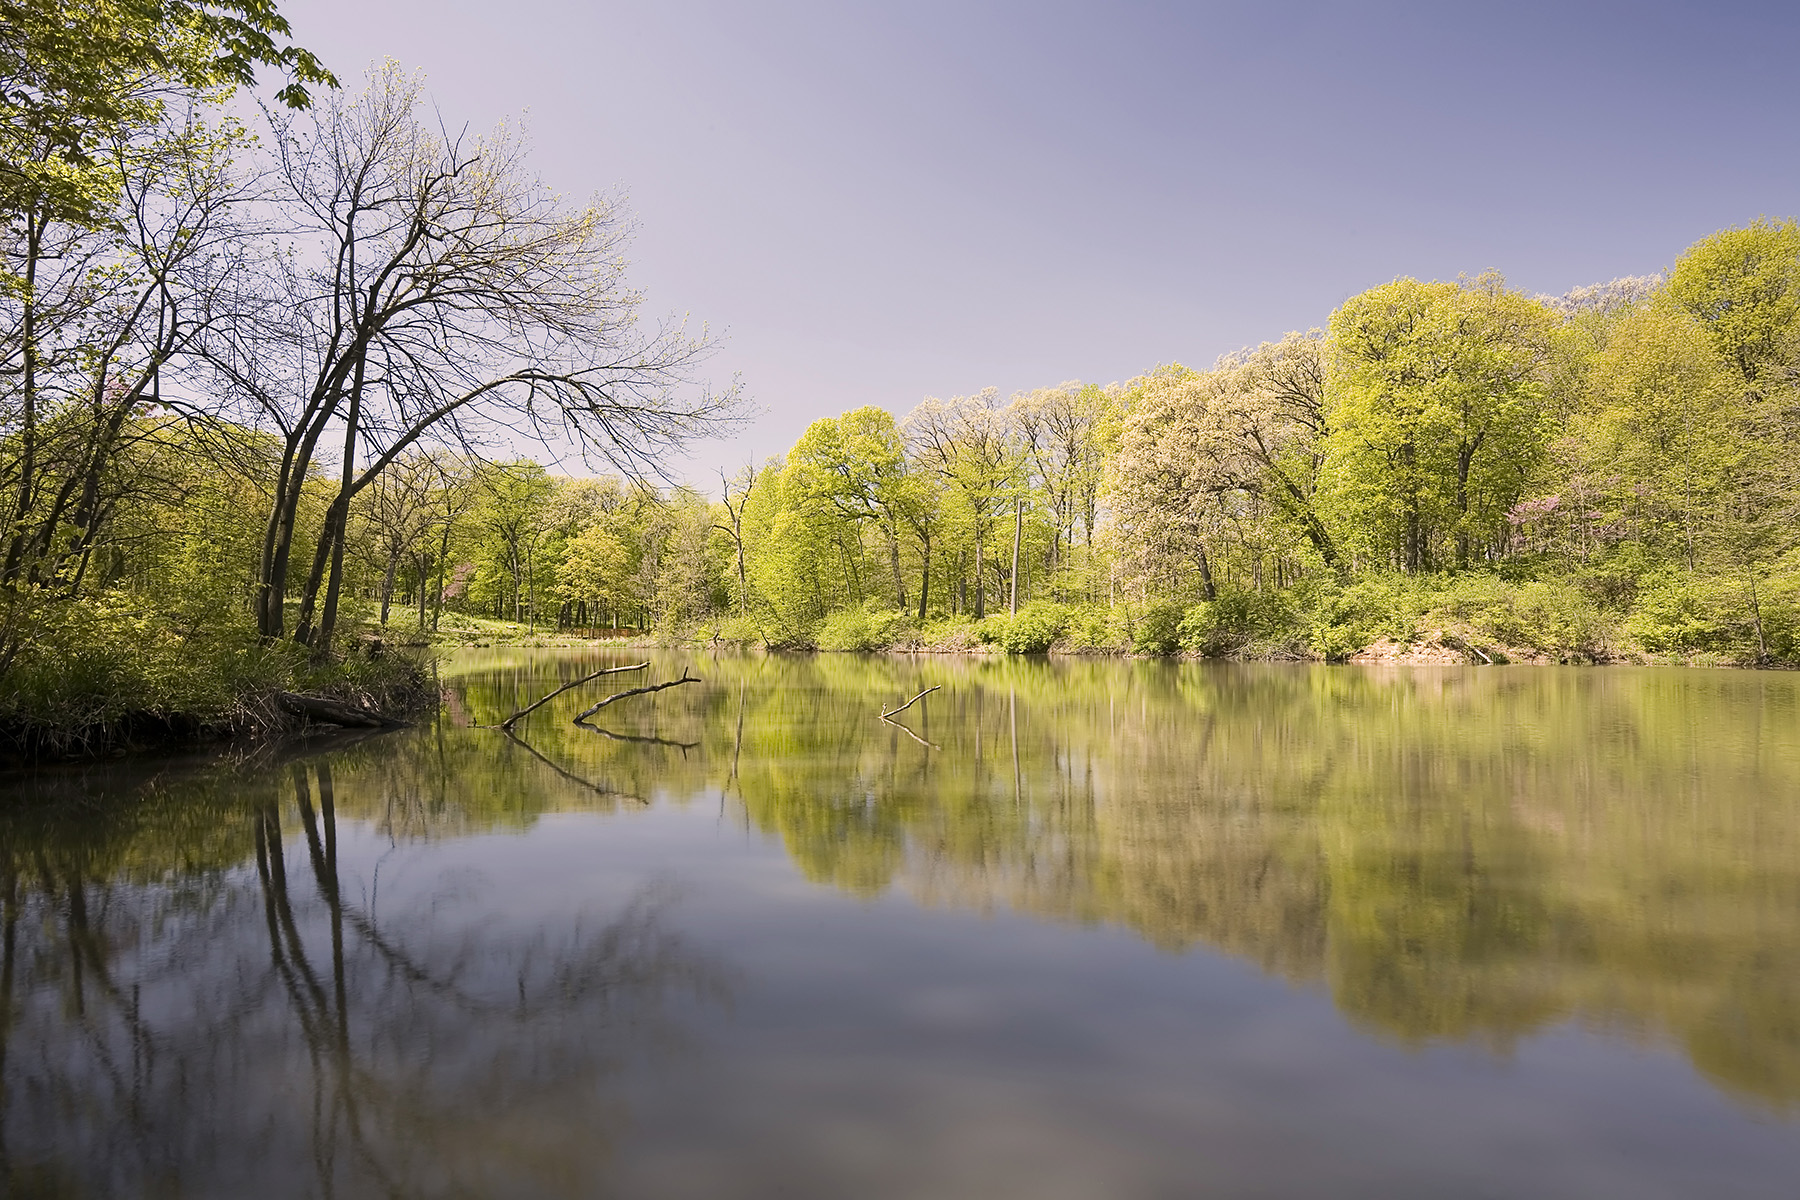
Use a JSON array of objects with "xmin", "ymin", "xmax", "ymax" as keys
[
  {"xmin": 276, "ymin": 692, "xmax": 400, "ymax": 729},
  {"xmin": 572, "ymin": 668, "xmax": 702, "ymax": 724},
  {"xmin": 490, "ymin": 661, "xmax": 650, "ymax": 730}
]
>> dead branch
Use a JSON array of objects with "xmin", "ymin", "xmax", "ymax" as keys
[
  {"xmin": 488, "ymin": 662, "xmax": 649, "ymax": 730},
  {"xmin": 277, "ymin": 692, "xmax": 404, "ymax": 729},
  {"xmin": 880, "ymin": 685, "xmax": 940, "ymax": 720},
  {"xmin": 572, "ymin": 668, "xmax": 703, "ymax": 724}
]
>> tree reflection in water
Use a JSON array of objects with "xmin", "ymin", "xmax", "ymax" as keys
[
  {"xmin": 448, "ymin": 650, "xmax": 1800, "ymax": 1114},
  {"xmin": 4, "ymin": 650, "xmax": 1800, "ymax": 1196},
  {"xmin": 0, "ymin": 749, "xmax": 729, "ymax": 1198}
]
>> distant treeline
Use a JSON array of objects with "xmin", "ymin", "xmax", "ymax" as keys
[{"xmin": 387, "ymin": 222, "xmax": 1798, "ymax": 665}]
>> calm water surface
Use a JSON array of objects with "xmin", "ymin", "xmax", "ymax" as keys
[{"xmin": 2, "ymin": 652, "xmax": 1798, "ymax": 1198}]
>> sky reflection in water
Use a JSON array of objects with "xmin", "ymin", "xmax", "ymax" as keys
[{"xmin": 2, "ymin": 652, "xmax": 1798, "ymax": 1198}]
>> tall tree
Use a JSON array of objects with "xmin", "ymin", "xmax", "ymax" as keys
[
  {"xmin": 1323, "ymin": 275, "xmax": 1554, "ymax": 571},
  {"xmin": 198, "ymin": 64, "xmax": 734, "ymax": 652}
]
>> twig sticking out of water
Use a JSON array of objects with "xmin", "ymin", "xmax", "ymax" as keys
[
  {"xmin": 880, "ymin": 685, "xmax": 939, "ymax": 720},
  {"xmin": 487, "ymin": 662, "xmax": 649, "ymax": 730},
  {"xmin": 572, "ymin": 668, "xmax": 702, "ymax": 724}
]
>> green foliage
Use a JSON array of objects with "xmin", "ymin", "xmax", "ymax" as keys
[
  {"xmin": 997, "ymin": 601, "xmax": 1067, "ymax": 653},
  {"xmin": 1323, "ymin": 274, "xmax": 1556, "ymax": 571},
  {"xmin": 816, "ymin": 606, "xmax": 918, "ymax": 652},
  {"xmin": 1132, "ymin": 601, "xmax": 1186, "ymax": 656},
  {"xmin": 920, "ymin": 616, "xmax": 983, "ymax": 652},
  {"xmin": 1058, "ymin": 605, "xmax": 1126, "ymax": 653},
  {"xmin": 1301, "ymin": 576, "xmax": 1426, "ymax": 660},
  {"xmin": 0, "ymin": 590, "xmax": 427, "ymax": 752},
  {"xmin": 1667, "ymin": 218, "xmax": 1800, "ymax": 388},
  {"xmin": 1432, "ymin": 576, "xmax": 1610, "ymax": 659}
]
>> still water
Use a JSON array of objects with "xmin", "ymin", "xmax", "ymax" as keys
[{"xmin": 3, "ymin": 651, "xmax": 1798, "ymax": 1198}]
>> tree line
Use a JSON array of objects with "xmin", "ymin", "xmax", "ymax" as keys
[
  {"xmin": 6, "ymin": 0, "xmax": 1800, "ymax": 712},
  {"xmin": 541, "ymin": 227, "xmax": 1799, "ymax": 663}
]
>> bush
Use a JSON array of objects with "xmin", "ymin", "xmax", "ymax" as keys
[
  {"xmin": 1132, "ymin": 601, "xmax": 1185, "ymax": 656},
  {"xmin": 1437, "ymin": 575, "xmax": 1610, "ymax": 658},
  {"xmin": 1300, "ymin": 577, "xmax": 1419, "ymax": 660},
  {"xmin": 999, "ymin": 602, "xmax": 1067, "ymax": 653},
  {"xmin": 0, "ymin": 590, "xmax": 431, "ymax": 755},
  {"xmin": 1058, "ymin": 605, "xmax": 1126, "ymax": 653},
  {"xmin": 1178, "ymin": 589, "xmax": 1303, "ymax": 657},
  {"xmin": 815, "ymin": 605, "xmax": 917, "ymax": 652}
]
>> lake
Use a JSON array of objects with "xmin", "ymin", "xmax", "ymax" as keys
[{"xmin": 3, "ymin": 650, "xmax": 1798, "ymax": 1198}]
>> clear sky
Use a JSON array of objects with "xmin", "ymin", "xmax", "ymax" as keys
[{"xmin": 280, "ymin": 0, "xmax": 1800, "ymax": 483}]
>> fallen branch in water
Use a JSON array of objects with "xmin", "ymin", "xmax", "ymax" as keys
[
  {"xmin": 277, "ymin": 692, "xmax": 404, "ymax": 729},
  {"xmin": 487, "ymin": 662, "xmax": 649, "ymax": 730},
  {"xmin": 880, "ymin": 685, "xmax": 939, "ymax": 720},
  {"xmin": 572, "ymin": 668, "xmax": 702, "ymax": 724}
]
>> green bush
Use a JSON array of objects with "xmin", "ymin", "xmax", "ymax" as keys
[
  {"xmin": 1436, "ymin": 575, "xmax": 1610, "ymax": 657},
  {"xmin": 1627, "ymin": 572, "xmax": 1748, "ymax": 656},
  {"xmin": 1299, "ymin": 576, "xmax": 1421, "ymax": 660},
  {"xmin": 0, "ymin": 590, "xmax": 430, "ymax": 753},
  {"xmin": 815, "ymin": 605, "xmax": 917, "ymax": 652},
  {"xmin": 1132, "ymin": 601, "xmax": 1185, "ymax": 656},
  {"xmin": 920, "ymin": 616, "xmax": 982, "ymax": 651},
  {"xmin": 1178, "ymin": 589, "xmax": 1303, "ymax": 656},
  {"xmin": 1059, "ymin": 605, "xmax": 1126, "ymax": 653},
  {"xmin": 974, "ymin": 613, "xmax": 1011, "ymax": 646},
  {"xmin": 999, "ymin": 602, "xmax": 1067, "ymax": 653}
]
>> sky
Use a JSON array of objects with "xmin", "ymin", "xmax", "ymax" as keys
[{"xmin": 278, "ymin": 0, "xmax": 1800, "ymax": 485}]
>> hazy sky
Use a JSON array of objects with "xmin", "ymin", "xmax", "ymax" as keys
[{"xmin": 280, "ymin": 0, "xmax": 1800, "ymax": 482}]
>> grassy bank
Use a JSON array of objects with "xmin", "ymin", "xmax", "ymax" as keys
[
  {"xmin": 0, "ymin": 593, "xmax": 436, "ymax": 761},
  {"xmin": 684, "ymin": 569, "xmax": 1800, "ymax": 668}
]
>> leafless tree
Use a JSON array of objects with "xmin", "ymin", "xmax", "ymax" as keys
[{"xmin": 199, "ymin": 64, "xmax": 738, "ymax": 653}]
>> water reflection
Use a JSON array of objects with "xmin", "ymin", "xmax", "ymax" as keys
[
  {"xmin": 2, "ymin": 652, "xmax": 1798, "ymax": 1195},
  {"xmin": 0, "ymin": 745, "xmax": 728, "ymax": 1198},
  {"xmin": 449, "ymin": 651, "xmax": 1800, "ymax": 1112}
]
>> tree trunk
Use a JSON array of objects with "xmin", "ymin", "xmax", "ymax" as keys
[
  {"xmin": 916, "ymin": 529, "xmax": 931, "ymax": 623},
  {"xmin": 3, "ymin": 216, "xmax": 42, "ymax": 583},
  {"xmin": 1010, "ymin": 498, "xmax": 1022, "ymax": 616},
  {"xmin": 1196, "ymin": 542, "xmax": 1217, "ymax": 602},
  {"xmin": 974, "ymin": 529, "xmax": 986, "ymax": 619},
  {"xmin": 379, "ymin": 552, "xmax": 399, "ymax": 625},
  {"xmin": 889, "ymin": 525, "xmax": 906, "ymax": 612}
]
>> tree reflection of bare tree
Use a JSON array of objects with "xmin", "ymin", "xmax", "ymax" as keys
[{"xmin": 0, "ymin": 758, "xmax": 730, "ymax": 1198}]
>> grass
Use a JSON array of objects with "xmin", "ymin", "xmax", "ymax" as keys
[{"xmin": 0, "ymin": 591, "xmax": 437, "ymax": 761}]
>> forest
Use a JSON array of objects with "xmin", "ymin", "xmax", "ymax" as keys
[{"xmin": 5, "ymin": 1, "xmax": 1800, "ymax": 747}]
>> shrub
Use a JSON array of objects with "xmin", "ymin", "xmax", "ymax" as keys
[
  {"xmin": 1299, "ymin": 577, "xmax": 1421, "ymax": 660},
  {"xmin": 999, "ymin": 602, "xmax": 1067, "ymax": 653},
  {"xmin": 974, "ymin": 613, "xmax": 1011, "ymax": 646},
  {"xmin": 815, "ymin": 605, "xmax": 917, "ymax": 652},
  {"xmin": 1058, "ymin": 605, "xmax": 1125, "ymax": 653},
  {"xmin": 1132, "ymin": 601, "xmax": 1185, "ymax": 656},
  {"xmin": 921, "ymin": 617, "xmax": 982, "ymax": 651}
]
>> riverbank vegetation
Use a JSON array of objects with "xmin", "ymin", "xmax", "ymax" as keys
[
  {"xmin": 339, "ymin": 224, "xmax": 1798, "ymax": 669},
  {"xmin": 5, "ymin": 4, "xmax": 1798, "ymax": 754},
  {"xmin": 0, "ymin": 2, "xmax": 735, "ymax": 751}
]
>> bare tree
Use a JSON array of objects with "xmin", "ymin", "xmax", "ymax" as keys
[{"xmin": 200, "ymin": 64, "xmax": 737, "ymax": 653}]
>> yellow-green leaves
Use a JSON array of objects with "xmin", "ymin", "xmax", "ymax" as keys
[{"xmin": 1322, "ymin": 275, "xmax": 1555, "ymax": 571}]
